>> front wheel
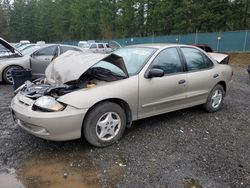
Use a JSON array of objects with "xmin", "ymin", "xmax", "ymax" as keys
[
  {"xmin": 2, "ymin": 66, "xmax": 22, "ymax": 84},
  {"xmin": 203, "ymin": 85, "xmax": 225, "ymax": 113},
  {"xmin": 83, "ymin": 102, "xmax": 126, "ymax": 147}
]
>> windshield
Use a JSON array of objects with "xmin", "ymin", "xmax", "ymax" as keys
[
  {"xmin": 92, "ymin": 60, "xmax": 126, "ymax": 77},
  {"xmin": 18, "ymin": 44, "xmax": 35, "ymax": 51},
  {"xmin": 0, "ymin": 44, "xmax": 10, "ymax": 57},
  {"xmin": 21, "ymin": 46, "xmax": 40, "ymax": 56},
  {"xmin": 0, "ymin": 44, "xmax": 9, "ymax": 52},
  {"xmin": 0, "ymin": 43, "xmax": 22, "ymax": 57},
  {"xmin": 113, "ymin": 47, "xmax": 156, "ymax": 75}
]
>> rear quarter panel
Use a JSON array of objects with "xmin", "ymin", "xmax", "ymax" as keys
[{"xmin": 217, "ymin": 64, "xmax": 233, "ymax": 91}]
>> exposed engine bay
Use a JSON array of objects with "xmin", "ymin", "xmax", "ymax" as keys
[{"xmin": 20, "ymin": 67, "xmax": 127, "ymax": 100}]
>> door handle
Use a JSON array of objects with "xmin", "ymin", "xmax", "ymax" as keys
[
  {"xmin": 213, "ymin": 74, "xmax": 219, "ymax": 78},
  {"xmin": 178, "ymin": 79, "xmax": 186, "ymax": 84}
]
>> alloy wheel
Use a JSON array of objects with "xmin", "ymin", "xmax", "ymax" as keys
[
  {"xmin": 96, "ymin": 112, "xmax": 121, "ymax": 141},
  {"xmin": 6, "ymin": 68, "xmax": 15, "ymax": 83},
  {"xmin": 211, "ymin": 89, "xmax": 223, "ymax": 108}
]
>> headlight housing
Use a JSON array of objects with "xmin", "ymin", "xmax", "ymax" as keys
[{"xmin": 33, "ymin": 96, "xmax": 65, "ymax": 112}]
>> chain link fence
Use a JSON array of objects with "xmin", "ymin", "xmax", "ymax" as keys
[
  {"xmin": 113, "ymin": 30, "xmax": 250, "ymax": 52},
  {"xmin": 63, "ymin": 30, "xmax": 250, "ymax": 52}
]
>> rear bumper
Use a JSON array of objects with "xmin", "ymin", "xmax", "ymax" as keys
[{"xmin": 11, "ymin": 93, "xmax": 88, "ymax": 141}]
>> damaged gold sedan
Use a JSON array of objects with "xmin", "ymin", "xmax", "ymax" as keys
[{"xmin": 11, "ymin": 44, "xmax": 233, "ymax": 147}]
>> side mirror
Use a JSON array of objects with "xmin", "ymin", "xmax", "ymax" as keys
[{"xmin": 147, "ymin": 68, "xmax": 164, "ymax": 79}]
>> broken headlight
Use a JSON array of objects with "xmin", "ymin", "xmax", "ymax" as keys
[{"xmin": 33, "ymin": 96, "xmax": 65, "ymax": 112}]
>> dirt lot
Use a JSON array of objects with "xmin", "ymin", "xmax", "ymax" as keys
[
  {"xmin": 229, "ymin": 52, "xmax": 250, "ymax": 67},
  {"xmin": 0, "ymin": 58, "xmax": 249, "ymax": 187}
]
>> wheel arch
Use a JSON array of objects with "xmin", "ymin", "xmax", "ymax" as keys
[
  {"xmin": 216, "ymin": 80, "xmax": 227, "ymax": 94},
  {"xmin": 81, "ymin": 98, "xmax": 133, "ymax": 137}
]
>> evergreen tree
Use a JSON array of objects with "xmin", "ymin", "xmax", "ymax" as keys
[{"xmin": 1, "ymin": 0, "xmax": 250, "ymax": 42}]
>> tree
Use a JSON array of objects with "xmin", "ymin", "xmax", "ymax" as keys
[
  {"xmin": 0, "ymin": 0, "xmax": 10, "ymax": 39},
  {"xmin": 2, "ymin": 0, "xmax": 250, "ymax": 42}
]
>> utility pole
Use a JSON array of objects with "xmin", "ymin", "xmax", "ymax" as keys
[
  {"xmin": 195, "ymin": 30, "xmax": 198, "ymax": 44},
  {"xmin": 243, "ymin": 30, "xmax": 248, "ymax": 52}
]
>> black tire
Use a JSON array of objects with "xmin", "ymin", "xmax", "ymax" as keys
[
  {"xmin": 83, "ymin": 102, "xmax": 126, "ymax": 147},
  {"xmin": 203, "ymin": 84, "xmax": 225, "ymax": 113},
  {"xmin": 2, "ymin": 66, "xmax": 22, "ymax": 84}
]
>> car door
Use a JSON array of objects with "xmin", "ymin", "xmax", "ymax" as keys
[
  {"xmin": 30, "ymin": 45, "xmax": 58, "ymax": 78},
  {"xmin": 180, "ymin": 47, "xmax": 218, "ymax": 106},
  {"xmin": 138, "ymin": 47, "xmax": 188, "ymax": 119}
]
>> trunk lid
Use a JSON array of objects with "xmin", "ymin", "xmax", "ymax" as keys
[{"xmin": 208, "ymin": 52, "xmax": 229, "ymax": 64}]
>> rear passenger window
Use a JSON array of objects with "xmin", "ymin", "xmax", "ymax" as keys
[
  {"xmin": 181, "ymin": 48, "xmax": 209, "ymax": 71},
  {"xmin": 151, "ymin": 48, "xmax": 183, "ymax": 74},
  {"xmin": 202, "ymin": 54, "xmax": 214, "ymax": 68}
]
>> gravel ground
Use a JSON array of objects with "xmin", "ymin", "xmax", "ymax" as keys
[{"xmin": 0, "ymin": 65, "xmax": 249, "ymax": 188}]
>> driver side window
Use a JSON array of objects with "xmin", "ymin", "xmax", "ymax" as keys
[
  {"xmin": 35, "ymin": 46, "xmax": 57, "ymax": 56},
  {"xmin": 151, "ymin": 48, "xmax": 183, "ymax": 75}
]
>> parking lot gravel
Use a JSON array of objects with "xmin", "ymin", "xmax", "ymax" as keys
[{"xmin": 0, "ymin": 64, "xmax": 249, "ymax": 188}]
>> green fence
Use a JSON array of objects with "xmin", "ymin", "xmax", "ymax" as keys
[
  {"xmin": 113, "ymin": 30, "xmax": 250, "ymax": 52},
  {"xmin": 63, "ymin": 30, "xmax": 250, "ymax": 52}
]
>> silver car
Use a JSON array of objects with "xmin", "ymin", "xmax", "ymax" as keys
[
  {"xmin": 29, "ymin": 44, "xmax": 83, "ymax": 78},
  {"xmin": 0, "ymin": 38, "xmax": 83, "ymax": 83},
  {"xmin": 11, "ymin": 44, "xmax": 233, "ymax": 147}
]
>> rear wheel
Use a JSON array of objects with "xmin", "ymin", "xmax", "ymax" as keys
[
  {"xmin": 203, "ymin": 85, "xmax": 225, "ymax": 113},
  {"xmin": 2, "ymin": 66, "xmax": 22, "ymax": 84},
  {"xmin": 83, "ymin": 102, "xmax": 126, "ymax": 147}
]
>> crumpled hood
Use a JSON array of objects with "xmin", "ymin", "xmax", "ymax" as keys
[
  {"xmin": 208, "ymin": 52, "xmax": 228, "ymax": 63},
  {"xmin": 45, "ymin": 50, "xmax": 128, "ymax": 85}
]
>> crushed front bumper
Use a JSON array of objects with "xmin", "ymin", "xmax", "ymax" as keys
[{"xmin": 11, "ymin": 93, "xmax": 88, "ymax": 141}]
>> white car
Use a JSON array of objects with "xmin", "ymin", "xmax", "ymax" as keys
[{"xmin": 88, "ymin": 43, "xmax": 112, "ymax": 53}]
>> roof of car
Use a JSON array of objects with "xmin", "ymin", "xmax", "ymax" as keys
[
  {"xmin": 192, "ymin": 44, "xmax": 211, "ymax": 47},
  {"xmin": 39, "ymin": 43, "xmax": 82, "ymax": 49},
  {"xmin": 127, "ymin": 43, "xmax": 190, "ymax": 49}
]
